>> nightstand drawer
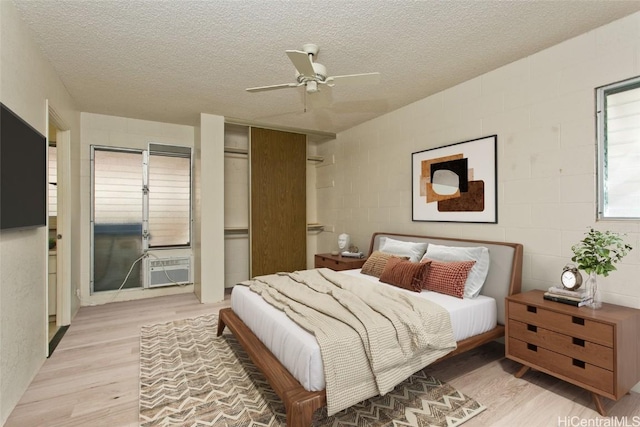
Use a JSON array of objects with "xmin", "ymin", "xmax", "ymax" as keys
[
  {"xmin": 508, "ymin": 301, "xmax": 614, "ymax": 347},
  {"xmin": 315, "ymin": 256, "xmax": 347, "ymax": 270},
  {"xmin": 509, "ymin": 337, "xmax": 614, "ymax": 395},
  {"xmin": 314, "ymin": 254, "xmax": 367, "ymax": 271},
  {"xmin": 508, "ymin": 320, "xmax": 613, "ymax": 371}
]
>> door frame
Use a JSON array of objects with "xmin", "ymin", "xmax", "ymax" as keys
[
  {"xmin": 46, "ymin": 103, "xmax": 72, "ymax": 350},
  {"xmin": 55, "ymin": 127, "xmax": 71, "ymax": 326}
]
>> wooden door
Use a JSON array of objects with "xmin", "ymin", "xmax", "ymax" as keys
[{"xmin": 250, "ymin": 128, "xmax": 306, "ymax": 276}]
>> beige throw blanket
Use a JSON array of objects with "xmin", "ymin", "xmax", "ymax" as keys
[{"xmin": 243, "ymin": 268, "xmax": 456, "ymax": 415}]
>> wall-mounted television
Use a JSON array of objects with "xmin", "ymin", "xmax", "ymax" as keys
[{"xmin": 1, "ymin": 103, "xmax": 47, "ymax": 230}]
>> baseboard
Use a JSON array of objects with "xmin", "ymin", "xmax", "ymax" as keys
[{"xmin": 48, "ymin": 325, "xmax": 69, "ymax": 357}]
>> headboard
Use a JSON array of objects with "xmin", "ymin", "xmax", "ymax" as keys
[{"xmin": 368, "ymin": 232, "xmax": 523, "ymax": 325}]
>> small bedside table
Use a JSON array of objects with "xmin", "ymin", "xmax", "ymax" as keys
[
  {"xmin": 314, "ymin": 253, "xmax": 367, "ymax": 271},
  {"xmin": 505, "ymin": 289, "xmax": 640, "ymax": 415}
]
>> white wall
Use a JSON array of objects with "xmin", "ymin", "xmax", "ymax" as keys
[
  {"xmin": 80, "ymin": 113, "xmax": 197, "ymax": 304},
  {"xmin": 0, "ymin": 1, "xmax": 80, "ymax": 423},
  {"xmin": 317, "ymin": 12, "xmax": 640, "ymax": 308}
]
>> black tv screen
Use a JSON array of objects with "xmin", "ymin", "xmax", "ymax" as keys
[{"xmin": 1, "ymin": 103, "xmax": 47, "ymax": 230}]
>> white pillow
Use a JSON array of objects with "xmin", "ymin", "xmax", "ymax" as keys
[
  {"xmin": 421, "ymin": 243, "xmax": 490, "ymax": 298},
  {"xmin": 378, "ymin": 237, "xmax": 428, "ymax": 263}
]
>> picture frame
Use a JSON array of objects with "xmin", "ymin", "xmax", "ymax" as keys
[{"xmin": 412, "ymin": 135, "xmax": 497, "ymax": 223}]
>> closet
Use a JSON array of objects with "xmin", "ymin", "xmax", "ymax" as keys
[{"xmin": 223, "ymin": 123, "xmax": 332, "ymax": 285}]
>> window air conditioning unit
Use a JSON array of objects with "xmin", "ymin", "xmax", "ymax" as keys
[{"xmin": 145, "ymin": 256, "xmax": 192, "ymax": 288}]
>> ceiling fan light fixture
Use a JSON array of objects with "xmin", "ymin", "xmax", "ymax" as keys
[{"xmin": 306, "ymin": 80, "xmax": 318, "ymax": 93}]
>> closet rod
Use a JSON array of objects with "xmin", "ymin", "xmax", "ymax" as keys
[{"xmin": 223, "ymin": 147, "xmax": 324, "ymax": 163}]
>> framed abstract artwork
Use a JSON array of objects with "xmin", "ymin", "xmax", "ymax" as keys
[{"xmin": 412, "ymin": 135, "xmax": 497, "ymax": 223}]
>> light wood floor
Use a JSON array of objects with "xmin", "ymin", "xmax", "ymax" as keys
[{"xmin": 5, "ymin": 292, "xmax": 639, "ymax": 427}]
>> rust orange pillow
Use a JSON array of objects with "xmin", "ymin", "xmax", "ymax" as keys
[
  {"xmin": 421, "ymin": 258, "xmax": 476, "ymax": 298},
  {"xmin": 379, "ymin": 258, "xmax": 430, "ymax": 292}
]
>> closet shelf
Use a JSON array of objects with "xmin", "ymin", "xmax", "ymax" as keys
[
  {"xmin": 224, "ymin": 147, "xmax": 248, "ymax": 155},
  {"xmin": 224, "ymin": 225, "xmax": 325, "ymax": 235},
  {"xmin": 307, "ymin": 223, "xmax": 324, "ymax": 232},
  {"xmin": 224, "ymin": 227, "xmax": 248, "ymax": 236}
]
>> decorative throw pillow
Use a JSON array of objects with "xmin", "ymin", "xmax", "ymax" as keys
[
  {"xmin": 421, "ymin": 258, "xmax": 476, "ymax": 299},
  {"xmin": 379, "ymin": 258, "xmax": 430, "ymax": 292},
  {"xmin": 421, "ymin": 244, "xmax": 490, "ymax": 298},
  {"xmin": 361, "ymin": 251, "xmax": 407, "ymax": 278},
  {"xmin": 378, "ymin": 237, "xmax": 428, "ymax": 262}
]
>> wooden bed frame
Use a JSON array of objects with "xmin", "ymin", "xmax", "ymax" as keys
[{"xmin": 218, "ymin": 232, "xmax": 523, "ymax": 427}]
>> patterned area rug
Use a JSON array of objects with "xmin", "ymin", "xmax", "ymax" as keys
[{"xmin": 139, "ymin": 314, "xmax": 486, "ymax": 427}]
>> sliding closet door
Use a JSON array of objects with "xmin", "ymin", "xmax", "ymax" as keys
[{"xmin": 250, "ymin": 128, "xmax": 306, "ymax": 276}]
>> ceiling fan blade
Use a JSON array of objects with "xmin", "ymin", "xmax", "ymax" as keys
[
  {"xmin": 286, "ymin": 50, "xmax": 315, "ymax": 77},
  {"xmin": 327, "ymin": 72, "xmax": 381, "ymax": 86},
  {"xmin": 313, "ymin": 108, "xmax": 334, "ymax": 130},
  {"xmin": 246, "ymin": 82, "xmax": 300, "ymax": 92},
  {"xmin": 308, "ymin": 86, "xmax": 333, "ymax": 108},
  {"xmin": 331, "ymin": 98, "xmax": 389, "ymax": 113}
]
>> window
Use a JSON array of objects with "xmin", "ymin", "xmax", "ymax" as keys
[
  {"xmin": 147, "ymin": 144, "xmax": 191, "ymax": 247},
  {"xmin": 596, "ymin": 76, "xmax": 640, "ymax": 219},
  {"xmin": 92, "ymin": 148, "xmax": 144, "ymax": 292},
  {"xmin": 93, "ymin": 149, "xmax": 143, "ymax": 227},
  {"xmin": 91, "ymin": 145, "xmax": 192, "ymax": 293}
]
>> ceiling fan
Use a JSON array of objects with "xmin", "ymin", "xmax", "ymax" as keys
[{"xmin": 246, "ymin": 43, "xmax": 381, "ymax": 94}]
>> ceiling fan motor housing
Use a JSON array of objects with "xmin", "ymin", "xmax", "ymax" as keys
[{"xmin": 296, "ymin": 63, "xmax": 327, "ymax": 92}]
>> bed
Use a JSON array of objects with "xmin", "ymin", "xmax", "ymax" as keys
[{"xmin": 217, "ymin": 232, "xmax": 523, "ymax": 427}]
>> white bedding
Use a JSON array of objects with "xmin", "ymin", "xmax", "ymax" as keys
[{"xmin": 230, "ymin": 269, "xmax": 497, "ymax": 392}]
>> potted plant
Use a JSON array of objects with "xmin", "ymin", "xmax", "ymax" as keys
[{"xmin": 571, "ymin": 228, "xmax": 633, "ymax": 309}]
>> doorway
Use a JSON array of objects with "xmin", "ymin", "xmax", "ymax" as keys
[{"xmin": 47, "ymin": 106, "xmax": 71, "ymax": 356}]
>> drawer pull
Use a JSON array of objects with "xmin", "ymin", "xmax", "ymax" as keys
[
  {"xmin": 572, "ymin": 359, "xmax": 586, "ymax": 369},
  {"xmin": 527, "ymin": 324, "xmax": 537, "ymax": 332},
  {"xmin": 572, "ymin": 337, "xmax": 585, "ymax": 347},
  {"xmin": 527, "ymin": 306, "xmax": 537, "ymax": 314},
  {"xmin": 527, "ymin": 343, "xmax": 537, "ymax": 352},
  {"xmin": 572, "ymin": 316, "xmax": 585, "ymax": 326}
]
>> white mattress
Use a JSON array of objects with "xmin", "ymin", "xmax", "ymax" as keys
[{"xmin": 230, "ymin": 269, "xmax": 497, "ymax": 391}]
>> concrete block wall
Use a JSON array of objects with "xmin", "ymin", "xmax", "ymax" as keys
[{"xmin": 317, "ymin": 12, "xmax": 640, "ymax": 307}]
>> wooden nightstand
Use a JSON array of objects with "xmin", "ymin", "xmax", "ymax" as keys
[
  {"xmin": 314, "ymin": 253, "xmax": 367, "ymax": 271},
  {"xmin": 505, "ymin": 289, "xmax": 640, "ymax": 415}
]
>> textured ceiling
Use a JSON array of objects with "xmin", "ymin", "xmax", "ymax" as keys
[{"xmin": 12, "ymin": 0, "xmax": 640, "ymax": 134}]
